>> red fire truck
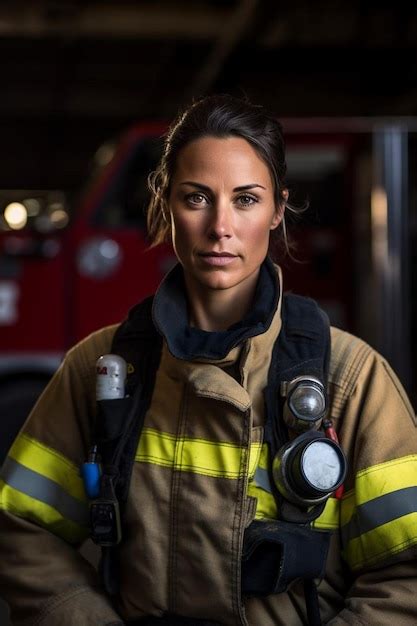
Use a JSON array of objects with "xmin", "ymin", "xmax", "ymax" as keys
[{"xmin": 0, "ymin": 121, "xmax": 356, "ymax": 459}]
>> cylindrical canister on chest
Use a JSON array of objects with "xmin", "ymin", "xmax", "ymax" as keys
[{"xmin": 95, "ymin": 354, "xmax": 127, "ymax": 400}]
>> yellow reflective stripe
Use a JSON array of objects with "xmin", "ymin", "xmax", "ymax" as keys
[
  {"xmin": 257, "ymin": 443, "xmax": 269, "ymax": 470},
  {"xmin": 340, "ymin": 490, "xmax": 355, "ymax": 526},
  {"xmin": 355, "ymin": 455, "xmax": 417, "ymax": 504},
  {"xmin": 136, "ymin": 428, "xmax": 175, "ymax": 469},
  {"xmin": 312, "ymin": 497, "xmax": 340, "ymax": 530},
  {"xmin": 1, "ymin": 456, "xmax": 88, "ymax": 525},
  {"xmin": 248, "ymin": 441, "xmax": 262, "ymax": 479},
  {"xmin": 0, "ymin": 479, "xmax": 88, "ymax": 545},
  {"xmin": 1, "ymin": 435, "xmax": 89, "ymax": 542},
  {"xmin": 340, "ymin": 455, "xmax": 417, "ymax": 569},
  {"xmin": 136, "ymin": 428, "xmax": 262, "ymax": 480},
  {"xmin": 344, "ymin": 512, "xmax": 417, "ymax": 571},
  {"xmin": 341, "ymin": 456, "xmax": 417, "ymax": 528},
  {"xmin": 246, "ymin": 443, "xmax": 277, "ymax": 519},
  {"xmin": 247, "ymin": 482, "xmax": 278, "ymax": 519},
  {"xmin": 8, "ymin": 433, "xmax": 86, "ymax": 502}
]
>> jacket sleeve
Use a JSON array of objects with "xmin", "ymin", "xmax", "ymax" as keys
[
  {"xmin": 327, "ymin": 343, "xmax": 417, "ymax": 626},
  {"xmin": 0, "ymin": 329, "xmax": 124, "ymax": 626}
]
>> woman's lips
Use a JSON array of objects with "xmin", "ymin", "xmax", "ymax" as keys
[{"xmin": 199, "ymin": 253, "xmax": 238, "ymax": 266}]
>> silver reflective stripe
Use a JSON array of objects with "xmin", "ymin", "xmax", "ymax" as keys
[
  {"xmin": 342, "ymin": 486, "xmax": 417, "ymax": 545},
  {"xmin": 253, "ymin": 466, "xmax": 273, "ymax": 493},
  {"xmin": 1, "ymin": 456, "xmax": 88, "ymax": 526}
]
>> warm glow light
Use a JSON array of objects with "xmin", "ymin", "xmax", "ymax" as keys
[
  {"xmin": 49, "ymin": 208, "xmax": 69, "ymax": 228},
  {"xmin": 371, "ymin": 187, "xmax": 387, "ymax": 228},
  {"xmin": 371, "ymin": 186, "xmax": 388, "ymax": 269},
  {"xmin": 4, "ymin": 202, "xmax": 28, "ymax": 230}
]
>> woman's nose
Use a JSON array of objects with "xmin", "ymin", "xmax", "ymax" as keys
[{"xmin": 207, "ymin": 202, "xmax": 233, "ymax": 239}]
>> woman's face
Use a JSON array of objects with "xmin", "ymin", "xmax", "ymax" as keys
[{"xmin": 168, "ymin": 135, "xmax": 283, "ymax": 296}]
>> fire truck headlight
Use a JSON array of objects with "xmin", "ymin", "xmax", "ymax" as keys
[
  {"xmin": 4, "ymin": 202, "xmax": 28, "ymax": 230},
  {"xmin": 77, "ymin": 237, "xmax": 122, "ymax": 279}
]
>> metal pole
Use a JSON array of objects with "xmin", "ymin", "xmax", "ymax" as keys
[{"xmin": 372, "ymin": 125, "xmax": 411, "ymax": 391}]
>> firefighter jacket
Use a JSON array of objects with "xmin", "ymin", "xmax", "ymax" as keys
[{"xmin": 1, "ymin": 260, "xmax": 417, "ymax": 626}]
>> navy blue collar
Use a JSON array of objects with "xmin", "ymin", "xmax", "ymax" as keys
[{"xmin": 152, "ymin": 257, "xmax": 280, "ymax": 361}]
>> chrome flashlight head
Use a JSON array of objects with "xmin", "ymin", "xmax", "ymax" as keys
[
  {"xmin": 281, "ymin": 375, "xmax": 327, "ymax": 431},
  {"xmin": 272, "ymin": 431, "xmax": 347, "ymax": 507}
]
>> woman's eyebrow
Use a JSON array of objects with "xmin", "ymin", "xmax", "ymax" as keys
[
  {"xmin": 233, "ymin": 184, "xmax": 266, "ymax": 191},
  {"xmin": 179, "ymin": 181, "xmax": 211, "ymax": 192},
  {"xmin": 179, "ymin": 181, "xmax": 266, "ymax": 192}
]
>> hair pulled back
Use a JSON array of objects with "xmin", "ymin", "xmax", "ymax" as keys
[{"xmin": 147, "ymin": 94, "xmax": 292, "ymax": 258}]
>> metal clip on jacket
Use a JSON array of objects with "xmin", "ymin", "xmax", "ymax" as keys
[
  {"xmin": 90, "ymin": 472, "xmax": 122, "ymax": 546},
  {"xmin": 82, "ymin": 445, "xmax": 101, "ymax": 499},
  {"xmin": 281, "ymin": 375, "xmax": 327, "ymax": 432}
]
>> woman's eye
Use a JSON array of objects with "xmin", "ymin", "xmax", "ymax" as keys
[
  {"xmin": 186, "ymin": 193, "xmax": 208, "ymax": 206},
  {"xmin": 236, "ymin": 194, "xmax": 258, "ymax": 207}
]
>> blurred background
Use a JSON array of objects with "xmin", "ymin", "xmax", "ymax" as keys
[{"xmin": 1, "ymin": 0, "xmax": 417, "ymax": 463}]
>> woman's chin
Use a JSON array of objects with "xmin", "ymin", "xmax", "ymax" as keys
[{"xmin": 188, "ymin": 266, "xmax": 252, "ymax": 293}]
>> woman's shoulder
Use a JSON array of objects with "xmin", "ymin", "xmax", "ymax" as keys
[
  {"xmin": 329, "ymin": 326, "xmax": 414, "ymax": 418},
  {"xmin": 329, "ymin": 326, "xmax": 376, "ymax": 396},
  {"xmin": 65, "ymin": 324, "xmax": 120, "ymax": 369},
  {"xmin": 330, "ymin": 326, "xmax": 415, "ymax": 421}
]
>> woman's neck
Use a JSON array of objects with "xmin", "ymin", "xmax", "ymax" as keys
[{"xmin": 184, "ymin": 271, "xmax": 259, "ymax": 332}]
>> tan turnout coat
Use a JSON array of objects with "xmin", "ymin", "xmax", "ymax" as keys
[{"xmin": 1, "ymin": 266, "xmax": 417, "ymax": 626}]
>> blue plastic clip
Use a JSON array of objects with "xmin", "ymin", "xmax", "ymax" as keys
[{"xmin": 82, "ymin": 445, "xmax": 101, "ymax": 499}]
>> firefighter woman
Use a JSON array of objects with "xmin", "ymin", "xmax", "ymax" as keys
[{"xmin": 1, "ymin": 95, "xmax": 417, "ymax": 626}]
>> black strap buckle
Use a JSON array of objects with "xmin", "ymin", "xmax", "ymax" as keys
[{"xmin": 90, "ymin": 473, "xmax": 122, "ymax": 546}]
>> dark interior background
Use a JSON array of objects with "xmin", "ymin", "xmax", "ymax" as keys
[{"xmin": 1, "ymin": 0, "xmax": 417, "ymax": 190}]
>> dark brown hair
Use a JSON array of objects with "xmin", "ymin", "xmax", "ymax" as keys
[{"xmin": 147, "ymin": 94, "xmax": 296, "ymax": 258}]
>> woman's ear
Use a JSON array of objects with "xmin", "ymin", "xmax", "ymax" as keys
[{"xmin": 270, "ymin": 189, "xmax": 288, "ymax": 230}]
